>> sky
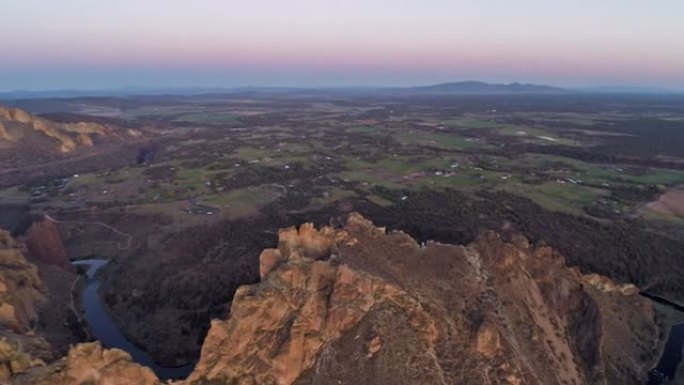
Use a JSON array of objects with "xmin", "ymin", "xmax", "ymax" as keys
[{"xmin": 1, "ymin": 0, "xmax": 684, "ymax": 91}]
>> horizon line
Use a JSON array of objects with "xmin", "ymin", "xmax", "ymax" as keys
[{"xmin": 1, "ymin": 80, "xmax": 684, "ymax": 96}]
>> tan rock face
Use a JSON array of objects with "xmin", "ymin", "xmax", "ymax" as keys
[
  {"xmin": 0, "ymin": 333, "xmax": 51, "ymax": 381},
  {"xmin": 77, "ymin": 132, "xmax": 93, "ymax": 147},
  {"xmin": 476, "ymin": 321, "xmax": 501, "ymax": 359},
  {"xmin": 277, "ymin": 223, "xmax": 333, "ymax": 262},
  {"xmin": 0, "ymin": 122, "xmax": 11, "ymax": 142},
  {"xmin": 0, "ymin": 232, "xmax": 14, "ymax": 249},
  {"xmin": 13, "ymin": 343, "xmax": 160, "ymax": 385},
  {"xmin": 126, "ymin": 128, "xmax": 142, "ymax": 137},
  {"xmin": 0, "ymin": 108, "xmax": 31, "ymax": 124},
  {"xmin": 581, "ymin": 273, "xmax": 640, "ymax": 295},
  {"xmin": 190, "ymin": 247, "xmax": 437, "ymax": 385},
  {"xmin": 0, "ymin": 232, "xmax": 51, "ymax": 381},
  {"xmin": 0, "ymin": 231, "xmax": 45, "ymax": 333},
  {"xmin": 258, "ymin": 248, "xmax": 283, "ymax": 279},
  {"xmin": 0, "ymin": 105, "xmax": 113, "ymax": 153},
  {"xmin": 30, "ymin": 118, "xmax": 78, "ymax": 153},
  {"xmin": 365, "ymin": 335, "xmax": 382, "ymax": 358}
]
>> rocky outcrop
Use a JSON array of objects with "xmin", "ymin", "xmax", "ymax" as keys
[
  {"xmin": 0, "ymin": 105, "xmax": 119, "ymax": 153},
  {"xmin": 29, "ymin": 119, "xmax": 79, "ymax": 153},
  {"xmin": 11, "ymin": 343, "xmax": 159, "ymax": 385},
  {"xmin": 0, "ymin": 331, "xmax": 52, "ymax": 381},
  {"xmin": 258, "ymin": 222, "xmax": 335, "ymax": 279},
  {"xmin": 1, "ymin": 214, "xmax": 660, "ymax": 385},
  {"xmin": 190, "ymin": 239, "xmax": 437, "ymax": 385},
  {"xmin": 0, "ymin": 108, "xmax": 32, "ymax": 124},
  {"xmin": 0, "ymin": 122, "xmax": 10, "ymax": 142},
  {"xmin": 0, "ymin": 230, "xmax": 45, "ymax": 333},
  {"xmin": 186, "ymin": 214, "xmax": 658, "ymax": 385},
  {"xmin": 581, "ymin": 273, "xmax": 639, "ymax": 295},
  {"xmin": 0, "ymin": 231, "xmax": 51, "ymax": 381},
  {"xmin": 24, "ymin": 218, "xmax": 70, "ymax": 270}
]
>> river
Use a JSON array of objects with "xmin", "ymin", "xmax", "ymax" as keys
[
  {"xmin": 641, "ymin": 292, "xmax": 684, "ymax": 385},
  {"xmin": 647, "ymin": 324, "xmax": 684, "ymax": 385},
  {"xmin": 72, "ymin": 259, "xmax": 195, "ymax": 380}
]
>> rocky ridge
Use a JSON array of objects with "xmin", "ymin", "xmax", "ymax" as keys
[
  {"xmin": 0, "ymin": 230, "xmax": 45, "ymax": 334},
  {"xmin": 11, "ymin": 342, "xmax": 158, "ymax": 385},
  {"xmin": 4, "ymin": 214, "xmax": 661, "ymax": 385},
  {"xmin": 0, "ymin": 230, "xmax": 50, "ymax": 381},
  {"xmin": 0, "ymin": 230, "xmax": 154, "ymax": 384},
  {"xmin": 0, "ymin": 105, "xmax": 117, "ymax": 153},
  {"xmin": 185, "ymin": 213, "xmax": 657, "ymax": 385}
]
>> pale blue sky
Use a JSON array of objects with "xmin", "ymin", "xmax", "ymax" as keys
[{"xmin": 1, "ymin": 0, "xmax": 683, "ymax": 90}]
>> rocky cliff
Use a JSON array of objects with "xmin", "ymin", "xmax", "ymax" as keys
[
  {"xmin": 0, "ymin": 105, "xmax": 120, "ymax": 153},
  {"xmin": 25, "ymin": 218, "xmax": 70, "ymax": 270},
  {"xmin": 0, "ymin": 230, "xmax": 153, "ymax": 385},
  {"xmin": 4, "ymin": 214, "xmax": 661, "ymax": 385},
  {"xmin": 11, "ymin": 343, "xmax": 158, "ymax": 385},
  {"xmin": 0, "ymin": 230, "xmax": 52, "ymax": 381},
  {"xmin": 0, "ymin": 230, "xmax": 45, "ymax": 334},
  {"xmin": 184, "ymin": 213, "xmax": 657, "ymax": 385}
]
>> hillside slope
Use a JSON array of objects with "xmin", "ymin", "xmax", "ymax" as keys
[{"xmin": 0, "ymin": 105, "xmax": 112, "ymax": 153}]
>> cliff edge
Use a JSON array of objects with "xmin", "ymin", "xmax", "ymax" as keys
[
  {"xmin": 7, "ymin": 214, "xmax": 660, "ymax": 385},
  {"xmin": 186, "ymin": 213, "xmax": 657, "ymax": 385},
  {"xmin": 0, "ymin": 105, "xmax": 130, "ymax": 153}
]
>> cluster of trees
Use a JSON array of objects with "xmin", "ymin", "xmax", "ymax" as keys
[{"xmin": 104, "ymin": 217, "xmax": 275, "ymax": 363}]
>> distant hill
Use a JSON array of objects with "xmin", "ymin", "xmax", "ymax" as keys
[
  {"xmin": 401, "ymin": 81, "xmax": 567, "ymax": 94},
  {"xmin": 0, "ymin": 88, "xmax": 233, "ymax": 100},
  {"xmin": 0, "ymin": 82, "xmax": 566, "ymax": 99},
  {"xmin": 5, "ymin": 82, "xmax": 684, "ymax": 98}
]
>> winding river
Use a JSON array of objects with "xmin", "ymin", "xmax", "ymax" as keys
[
  {"xmin": 647, "ymin": 324, "xmax": 684, "ymax": 385},
  {"xmin": 72, "ymin": 259, "xmax": 195, "ymax": 380},
  {"xmin": 641, "ymin": 292, "xmax": 684, "ymax": 385}
]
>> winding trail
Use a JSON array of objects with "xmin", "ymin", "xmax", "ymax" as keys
[{"xmin": 45, "ymin": 214, "xmax": 133, "ymax": 250}]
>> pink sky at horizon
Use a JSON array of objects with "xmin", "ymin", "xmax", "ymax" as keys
[{"xmin": 2, "ymin": 0, "xmax": 683, "ymax": 90}]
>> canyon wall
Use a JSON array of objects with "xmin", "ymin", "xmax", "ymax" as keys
[{"xmin": 5, "ymin": 214, "xmax": 660, "ymax": 385}]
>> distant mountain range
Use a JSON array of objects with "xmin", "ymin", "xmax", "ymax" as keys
[
  {"xmin": 1, "ymin": 81, "xmax": 682, "ymax": 99},
  {"xmin": 398, "ymin": 81, "xmax": 567, "ymax": 94}
]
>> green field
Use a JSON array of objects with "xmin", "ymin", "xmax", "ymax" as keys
[
  {"xmin": 173, "ymin": 112, "xmax": 239, "ymax": 125},
  {"xmin": 503, "ymin": 182, "xmax": 610, "ymax": 215},
  {"xmin": 396, "ymin": 132, "xmax": 483, "ymax": 150},
  {"xmin": 200, "ymin": 186, "xmax": 281, "ymax": 217}
]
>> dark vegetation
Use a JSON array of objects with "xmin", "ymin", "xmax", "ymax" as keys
[
  {"xmin": 104, "ymin": 217, "xmax": 273, "ymax": 363},
  {"xmin": 358, "ymin": 188, "xmax": 684, "ymax": 298}
]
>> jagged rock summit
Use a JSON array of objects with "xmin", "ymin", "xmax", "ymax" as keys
[
  {"xmin": 187, "ymin": 213, "xmax": 656, "ymax": 385},
  {"xmin": 6, "ymin": 214, "xmax": 660, "ymax": 385}
]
